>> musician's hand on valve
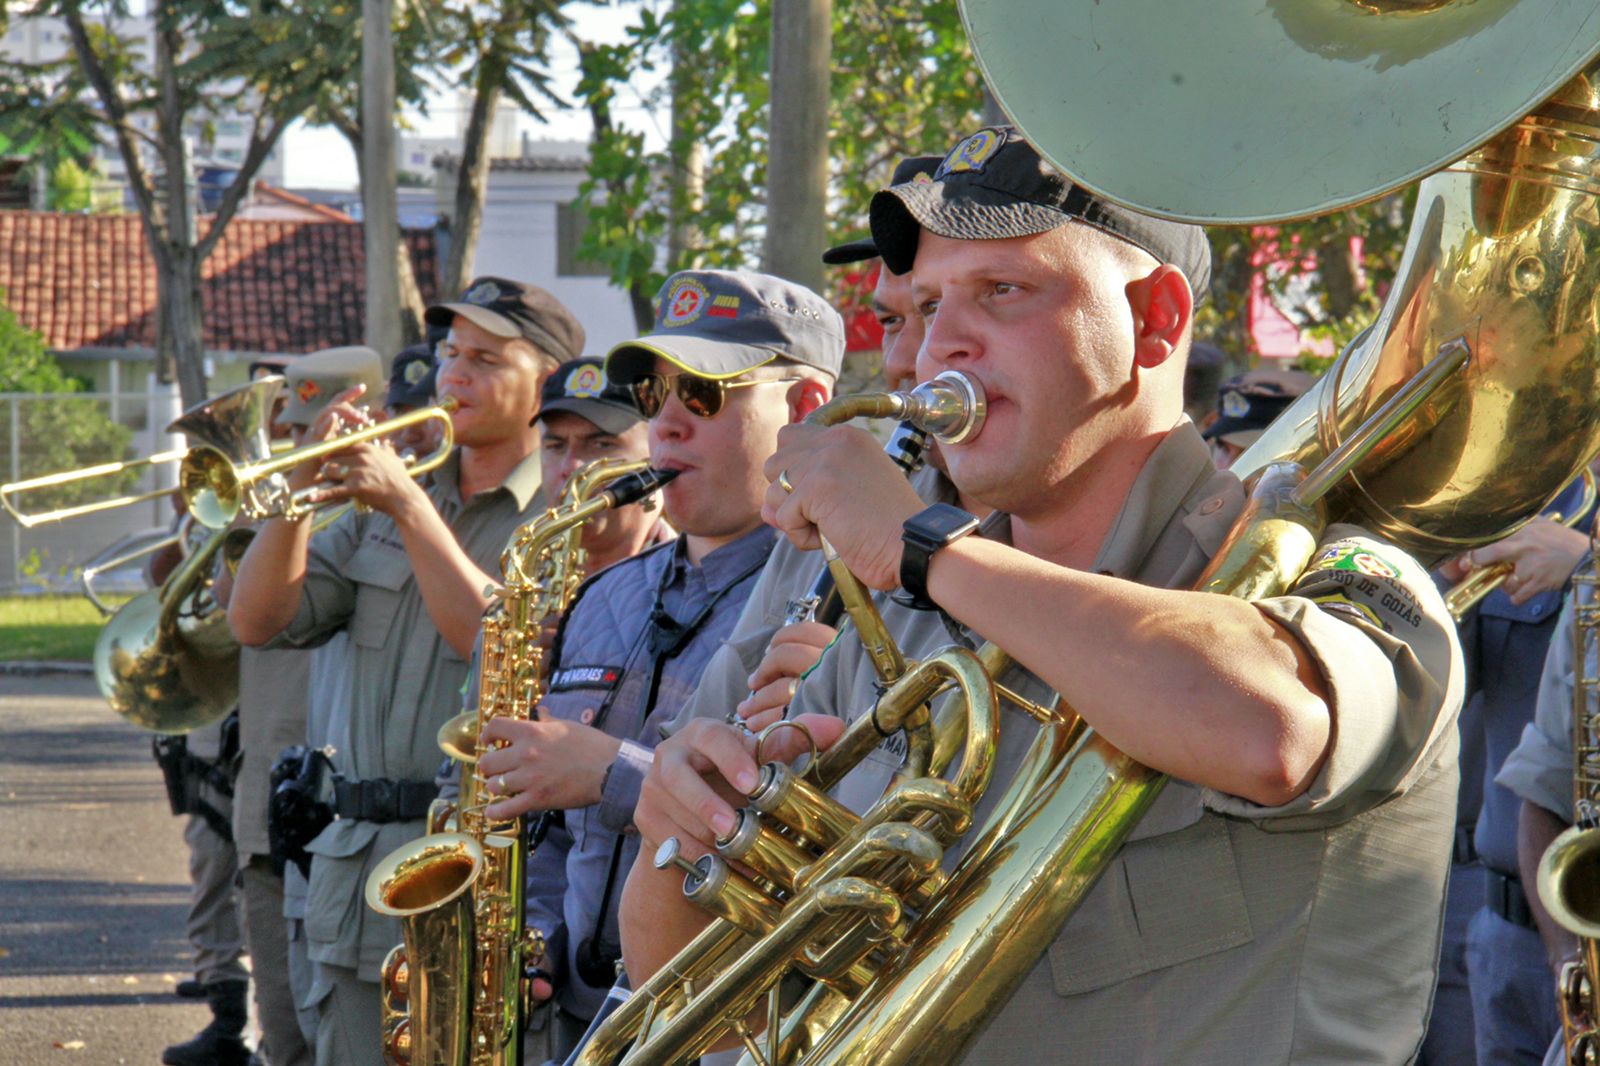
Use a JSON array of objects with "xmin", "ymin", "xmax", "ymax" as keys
[
  {"xmin": 635, "ymin": 714, "xmax": 846, "ymax": 859},
  {"xmin": 478, "ymin": 715, "xmax": 624, "ymax": 819},
  {"xmin": 305, "ymin": 438, "xmax": 423, "ymax": 517},
  {"xmin": 735, "ymin": 622, "xmax": 837, "ymax": 732},
  {"xmin": 762, "ymin": 422, "xmax": 923, "ymax": 591},
  {"xmin": 287, "ymin": 385, "xmax": 370, "ymax": 493},
  {"xmin": 1460, "ymin": 517, "xmax": 1590, "ymax": 605}
]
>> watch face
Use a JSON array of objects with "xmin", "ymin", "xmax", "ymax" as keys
[{"xmin": 909, "ymin": 503, "xmax": 979, "ymax": 544}]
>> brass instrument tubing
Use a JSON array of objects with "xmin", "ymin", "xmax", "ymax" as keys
[
  {"xmin": 682, "ymin": 855, "xmax": 786, "ymax": 935},
  {"xmin": 630, "ymin": 879, "xmax": 903, "ymax": 1066},
  {"xmin": 1292, "ymin": 337, "xmax": 1470, "ymax": 507},
  {"xmin": 717, "ymin": 810, "xmax": 816, "ymax": 892},
  {"xmin": 748, "ymin": 764, "xmax": 860, "ymax": 848}
]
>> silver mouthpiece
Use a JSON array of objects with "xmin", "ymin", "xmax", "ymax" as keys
[{"xmin": 899, "ymin": 370, "xmax": 986, "ymax": 445}]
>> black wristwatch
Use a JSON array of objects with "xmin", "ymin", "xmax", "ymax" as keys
[{"xmin": 900, "ymin": 503, "xmax": 980, "ymax": 611}]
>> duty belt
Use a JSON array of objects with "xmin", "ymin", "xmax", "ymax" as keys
[
  {"xmin": 1486, "ymin": 867, "xmax": 1536, "ymax": 930},
  {"xmin": 332, "ymin": 778, "xmax": 438, "ymax": 823}
]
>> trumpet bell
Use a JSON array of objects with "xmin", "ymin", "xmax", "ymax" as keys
[
  {"xmin": 93, "ymin": 586, "xmax": 239, "ymax": 733},
  {"xmin": 959, "ymin": 0, "xmax": 1600, "ymax": 223}
]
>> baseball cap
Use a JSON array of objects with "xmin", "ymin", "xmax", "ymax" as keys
[
  {"xmin": 605, "ymin": 269, "xmax": 845, "ymax": 386},
  {"xmin": 1202, "ymin": 368, "xmax": 1314, "ymax": 448},
  {"xmin": 870, "ymin": 125, "xmax": 1212, "ymax": 301},
  {"xmin": 280, "ymin": 346, "xmax": 385, "ymax": 427},
  {"xmin": 822, "ymin": 155, "xmax": 944, "ymax": 266},
  {"xmin": 535, "ymin": 357, "xmax": 647, "ymax": 436},
  {"xmin": 425, "ymin": 276, "xmax": 585, "ymax": 365},
  {"xmin": 387, "ymin": 344, "xmax": 438, "ymax": 410}
]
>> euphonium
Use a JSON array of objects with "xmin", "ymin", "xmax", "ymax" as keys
[
  {"xmin": 366, "ymin": 459, "xmax": 678, "ymax": 1066},
  {"xmin": 1538, "ymin": 535, "xmax": 1600, "ymax": 1066}
]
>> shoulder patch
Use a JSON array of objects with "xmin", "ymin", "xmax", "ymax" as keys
[{"xmin": 1292, "ymin": 537, "xmax": 1425, "ymax": 635}]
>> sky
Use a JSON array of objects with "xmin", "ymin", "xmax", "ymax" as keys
[{"xmin": 282, "ymin": 5, "xmax": 662, "ymax": 190}]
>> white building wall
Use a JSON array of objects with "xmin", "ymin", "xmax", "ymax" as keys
[{"xmin": 460, "ymin": 168, "xmax": 640, "ymax": 357}]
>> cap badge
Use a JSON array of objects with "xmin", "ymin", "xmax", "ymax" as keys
[
  {"xmin": 936, "ymin": 127, "xmax": 1006, "ymax": 179},
  {"xmin": 911, "ymin": 170, "xmax": 935, "ymax": 184},
  {"xmin": 465, "ymin": 281, "xmax": 503, "ymax": 305},
  {"xmin": 296, "ymin": 380, "xmax": 322, "ymax": 404},
  {"xmin": 708, "ymin": 294, "xmax": 740, "ymax": 319},
  {"xmin": 403, "ymin": 359, "xmax": 430, "ymax": 386},
  {"xmin": 566, "ymin": 364, "xmax": 605, "ymax": 399},
  {"xmin": 661, "ymin": 277, "xmax": 710, "ymax": 328},
  {"xmin": 1221, "ymin": 390, "xmax": 1250, "ymax": 418}
]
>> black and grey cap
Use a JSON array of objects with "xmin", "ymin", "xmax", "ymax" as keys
[
  {"xmin": 822, "ymin": 155, "xmax": 943, "ymax": 266},
  {"xmin": 1202, "ymin": 368, "xmax": 1314, "ymax": 447},
  {"xmin": 606, "ymin": 269, "xmax": 845, "ymax": 386},
  {"xmin": 387, "ymin": 343, "xmax": 438, "ymax": 410},
  {"xmin": 425, "ymin": 276, "xmax": 586, "ymax": 365},
  {"xmin": 870, "ymin": 125, "xmax": 1212, "ymax": 301},
  {"xmin": 535, "ymin": 357, "xmax": 646, "ymax": 436}
]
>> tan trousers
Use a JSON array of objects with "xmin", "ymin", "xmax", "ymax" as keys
[{"xmin": 239, "ymin": 859, "xmax": 313, "ymax": 1066}]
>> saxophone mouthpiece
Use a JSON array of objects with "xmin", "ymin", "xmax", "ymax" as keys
[{"xmin": 606, "ymin": 467, "xmax": 680, "ymax": 509}]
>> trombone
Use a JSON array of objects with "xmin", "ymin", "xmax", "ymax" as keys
[
  {"xmin": 1, "ymin": 449, "xmax": 192, "ymax": 528},
  {"xmin": 180, "ymin": 396, "xmax": 458, "ymax": 529}
]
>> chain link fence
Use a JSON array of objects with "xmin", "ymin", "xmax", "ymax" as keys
[{"xmin": 1, "ymin": 391, "xmax": 183, "ymax": 594}]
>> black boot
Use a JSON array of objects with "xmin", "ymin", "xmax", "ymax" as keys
[
  {"xmin": 173, "ymin": 978, "xmax": 206, "ymax": 1000},
  {"xmin": 162, "ymin": 979, "xmax": 251, "ymax": 1066}
]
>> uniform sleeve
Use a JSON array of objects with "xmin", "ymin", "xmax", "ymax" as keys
[
  {"xmin": 1201, "ymin": 525, "xmax": 1464, "ymax": 829},
  {"xmin": 1497, "ymin": 597, "xmax": 1577, "ymax": 819},
  {"xmin": 264, "ymin": 509, "xmax": 364, "ymax": 650},
  {"xmin": 597, "ymin": 740, "xmax": 652, "ymax": 833}
]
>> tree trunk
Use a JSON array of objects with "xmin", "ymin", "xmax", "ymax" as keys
[
  {"xmin": 362, "ymin": 0, "xmax": 403, "ymax": 362},
  {"xmin": 764, "ymin": 0, "xmax": 831, "ymax": 293},
  {"xmin": 338, "ymin": 116, "xmax": 425, "ymax": 343},
  {"xmin": 444, "ymin": 49, "xmax": 507, "ymax": 295},
  {"xmin": 667, "ymin": 37, "xmax": 705, "ymax": 270},
  {"xmin": 154, "ymin": 13, "xmax": 207, "ymax": 408}
]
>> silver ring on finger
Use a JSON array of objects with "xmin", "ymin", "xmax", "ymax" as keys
[
  {"xmin": 496, "ymin": 773, "xmax": 509, "ymax": 793},
  {"xmin": 777, "ymin": 468, "xmax": 795, "ymax": 494},
  {"xmin": 323, "ymin": 461, "xmax": 349, "ymax": 481}
]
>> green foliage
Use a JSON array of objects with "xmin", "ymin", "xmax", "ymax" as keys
[
  {"xmin": 0, "ymin": 291, "xmax": 134, "ymax": 510},
  {"xmin": 572, "ymin": 0, "xmax": 985, "ymax": 308},
  {"xmin": 47, "ymin": 157, "xmax": 92, "ymax": 211}
]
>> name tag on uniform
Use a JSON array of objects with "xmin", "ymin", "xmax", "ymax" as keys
[{"xmin": 549, "ymin": 665, "xmax": 625, "ymax": 695}]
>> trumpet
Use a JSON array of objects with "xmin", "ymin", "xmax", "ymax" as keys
[
  {"xmin": 180, "ymin": 397, "xmax": 458, "ymax": 529},
  {"xmin": 1, "ymin": 375, "xmax": 285, "ymax": 529}
]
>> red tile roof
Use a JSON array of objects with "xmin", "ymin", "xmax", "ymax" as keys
[{"xmin": 0, "ymin": 210, "xmax": 440, "ymax": 354}]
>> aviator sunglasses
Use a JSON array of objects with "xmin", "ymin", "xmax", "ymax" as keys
[{"xmin": 630, "ymin": 371, "xmax": 801, "ymax": 420}]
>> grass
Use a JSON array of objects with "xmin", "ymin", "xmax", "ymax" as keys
[{"xmin": 0, "ymin": 594, "xmax": 132, "ymax": 662}]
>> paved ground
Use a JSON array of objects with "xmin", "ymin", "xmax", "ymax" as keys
[{"xmin": 0, "ymin": 672, "xmax": 218, "ymax": 1065}]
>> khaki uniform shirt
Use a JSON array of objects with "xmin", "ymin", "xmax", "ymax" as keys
[
  {"xmin": 234, "ymin": 645, "xmax": 312, "ymax": 862},
  {"xmin": 777, "ymin": 423, "xmax": 1463, "ymax": 1065},
  {"xmin": 268, "ymin": 449, "xmax": 544, "ymax": 978}
]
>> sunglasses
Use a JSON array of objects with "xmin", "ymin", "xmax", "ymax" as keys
[{"xmin": 631, "ymin": 372, "xmax": 802, "ymax": 419}]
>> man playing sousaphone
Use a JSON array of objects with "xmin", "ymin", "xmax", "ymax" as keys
[{"xmin": 622, "ymin": 128, "xmax": 1463, "ymax": 1062}]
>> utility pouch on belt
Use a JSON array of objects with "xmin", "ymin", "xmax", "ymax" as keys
[
  {"xmin": 152, "ymin": 734, "xmax": 194, "ymax": 817},
  {"xmin": 268, "ymin": 745, "xmax": 337, "ymax": 879}
]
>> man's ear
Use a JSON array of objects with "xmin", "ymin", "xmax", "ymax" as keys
[
  {"xmin": 788, "ymin": 378, "xmax": 831, "ymax": 424},
  {"xmin": 1127, "ymin": 265, "xmax": 1193, "ymax": 371}
]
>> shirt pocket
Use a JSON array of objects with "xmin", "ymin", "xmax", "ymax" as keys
[
  {"xmin": 345, "ymin": 540, "xmax": 412, "ymax": 650},
  {"xmin": 1046, "ymin": 814, "xmax": 1254, "ymax": 996}
]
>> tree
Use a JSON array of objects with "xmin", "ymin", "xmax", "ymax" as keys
[
  {"xmin": 437, "ymin": 0, "xmax": 577, "ymax": 296},
  {"xmin": 571, "ymin": 0, "xmax": 987, "ymax": 330},
  {"xmin": 2, "ymin": 2, "xmax": 361, "ymax": 407},
  {"xmin": 0, "ymin": 289, "xmax": 134, "ymax": 510}
]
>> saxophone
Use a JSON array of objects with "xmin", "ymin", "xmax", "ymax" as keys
[
  {"xmin": 1537, "ymin": 523, "xmax": 1600, "ymax": 1066},
  {"xmin": 366, "ymin": 459, "xmax": 677, "ymax": 1066}
]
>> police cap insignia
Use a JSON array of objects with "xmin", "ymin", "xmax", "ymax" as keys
[
  {"xmin": 661, "ymin": 277, "xmax": 710, "ymax": 328},
  {"xmin": 935, "ymin": 127, "xmax": 1007, "ymax": 179},
  {"xmin": 566, "ymin": 364, "xmax": 605, "ymax": 398},
  {"xmin": 466, "ymin": 281, "xmax": 503, "ymax": 305},
  {"xmin": 1220, "ymin": 390, "xmax": 1250, "ymax": 418},
  {"xmin": 296, "ymin": 380, "xmax": 321, "ymax": 403},
  {"xmin": 403, "ymin": 359, "xmax": 429, "ymax": 386}
]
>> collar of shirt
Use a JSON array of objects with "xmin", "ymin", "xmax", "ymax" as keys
[
  {"xmin": 663, "ymin": 523, "xmax": 779, "ymax": 595},
  {"xmin": 429, "ymin": 447, "xmax": 544, "ymax": 512},
  {"xmin": 974, "ymin": 421, "xmax": 1239, "ymax": 580}
]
